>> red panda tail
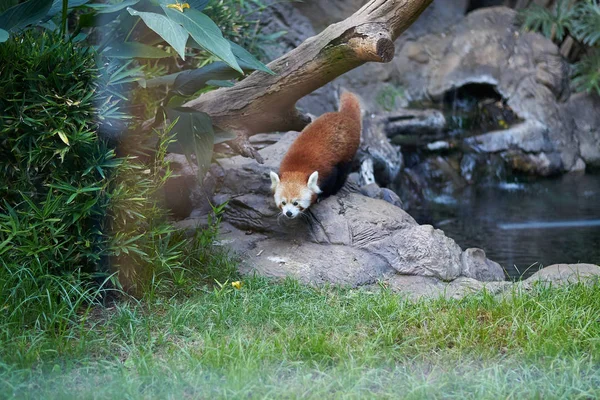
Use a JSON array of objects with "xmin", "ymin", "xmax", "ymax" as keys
[{"xmin": 338, "ymin": 91, "xmax": 362, "ymax": 125}]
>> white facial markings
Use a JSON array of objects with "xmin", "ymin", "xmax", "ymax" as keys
[{"xmin": 273, "ymin": 184, "xmax": 314, "ymax": 219}]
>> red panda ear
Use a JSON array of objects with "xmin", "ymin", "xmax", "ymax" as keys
[
  {"xmin": 269, "ymin": 171, "xmax": 280, "ymax": 192},
  {"xmin": 307, "ymin": 171, "xmax": 322, "ymax": 194}
]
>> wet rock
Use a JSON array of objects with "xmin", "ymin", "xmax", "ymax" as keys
[
  {"xmin": 383, "ymin": 109, "xmax": 447, "ymax": 140},
  {"xmin": 501, "ymin": 150, "xmax": 562, "ymax": 177}
]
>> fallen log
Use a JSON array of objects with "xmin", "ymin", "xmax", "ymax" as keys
[{"xmin": 184, "ymin": 0, "xmax": 433, "ymax": 162}]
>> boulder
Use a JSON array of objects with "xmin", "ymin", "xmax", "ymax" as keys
[
  {"xmin": 180, "ymin": 132, "xmax": 506, "ymax": 288},
  {"xmin": 460, "ymin": 248, "xmax": 505, "ymax": 282},
  {"xmin": 563, "ymin": 92, "xmax": 600, "ymax": 168},
  {"xmin": 392, "ymin": 7, "xmax": 580, "ymax": 174},
  {"xmin": 521, "ymin": 263, "xmax": 600, "ymax": 289}
]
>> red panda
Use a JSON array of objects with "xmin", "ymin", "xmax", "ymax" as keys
[{"xmin": 270, "ymin": 91, "xmax": 362, "ymax": 219}]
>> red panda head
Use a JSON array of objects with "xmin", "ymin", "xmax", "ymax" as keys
[{"xmin": 269, "ymin": 171, "xmax": 322, "ymax": 219}]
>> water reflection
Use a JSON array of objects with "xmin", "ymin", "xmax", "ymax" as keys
[{"xmin": 408, "ymin": 173, "xmax": 600, "ymax": 280}]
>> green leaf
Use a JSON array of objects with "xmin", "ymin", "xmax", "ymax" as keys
[
  {"xmin": 206, "ymin": 79, "xmax": 234, "ymax": 87},
  {"xmin": 103, "ymin": 42, "xmax": 172, "ymax": 59},
  {"xmin": 170, "ymin": 61, "xmax": 243, "ymax": 96},
  {"xmin": 165, "ymin": 107, "xmax": 214, "ymax": 180},
  {"xmin": 0, "ymin": 0, "xmax": 18, "ymax": 14},
  {"xmin": 86, "ymin": 0, "xmax": 139, "ymax": 14},
  {"xmin": 138, "ymin": 71, "xmax": 181, "ymax": 88},
  {"xmin": 187, "ymin": 0, "xmax": 208, "ymax": 11},
  {"xmin": 228, "ymin": 40, "xmax": 274, "ymax": 75},
  {"xmin": 0, "ymin": 28, "xmax": 8, "ymax": 42},
  {"xmin": 127, "ymin": 7, "xmax": 188, "ymax": 60},
  {"xmin": 162, "ymin": 7, "xmax": 241, "ymax": 73},
  {"xmin": 0, "ymin": 0, "xmax": 53, "ymax": 31},
  {"xmin": 47, "ymin": 0, "xmax": 89, "ymax": 18}
]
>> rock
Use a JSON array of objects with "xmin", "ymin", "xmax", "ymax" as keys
[
  {"xmin": 383, "ymin": 109, "xmax": 447, "ymax": 138},
  {"xmin": 563, "ymin": 92, "xmax": 600, "ymax": 168},
  {"xmin": 384, "ymin": 275, "xmax": 510, "ymax": 300},
  {"xmin": 163, "ymin": 154, "xmax": 216, "ymax": 219},
  {"xmin": 385, "ymin": 275, "xmax": 445, "ymax": 299},
  {"xmin": 204, "ymin": 135, "xmax": 501, "ymax": 285},
  {"xmin": 461, "ymin": 248, "xmax": 505, "ymax": 281},
  {"xmin": 392, "ymin": 7, "xmax": 580, "ymax": 174},
  {"xmin": 521, "ymin": 263, "xmax": 600, "ymax": 289},
  {"xmin": 443, "ymin": 277, "xmax": 511, "ymax": 300},
  {"xmin": 358, "ymin": 116, "xmax": 403, "ymax": 186},
  {"xmin": 292, "ymin": 0, "xmax": 369, "ymax": 32},
  {"xmin": 256, "ymin": 1, "xmax": 338, "ymax": 115},
  {"xmin": 359, "ymin": 183, "xmax": 404, "ymax": 209},
  {"xmin": 237, "ymin": 239, "xmax": 394, "ymax": 287}
]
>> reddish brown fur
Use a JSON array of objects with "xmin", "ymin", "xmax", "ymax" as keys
[{"xmin": 278, "ymin": 92, "xmax": 362, "ymax": 190}]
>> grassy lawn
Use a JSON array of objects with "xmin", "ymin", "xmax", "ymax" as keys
[{"xmin": 1, "ymin": 277, "xmax": 599, "ymax": 399}]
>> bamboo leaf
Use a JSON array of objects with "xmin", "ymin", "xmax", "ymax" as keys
[{"xmin": 57, "ymin": 131, "xmax": 70, "ymax": 146}]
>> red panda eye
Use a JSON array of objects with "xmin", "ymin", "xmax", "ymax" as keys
[
  {"xmin": 293, "ymin": 201, "xmax": 298, "ymax": 206},
  {"xmin": 282, "ymin": 201, "xmax": 286, "ymax": 205}
]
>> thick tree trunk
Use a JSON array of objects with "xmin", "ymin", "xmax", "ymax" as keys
[{"xmin": 184, "ymin": 0, "xmax": 433, "ymax": 162}]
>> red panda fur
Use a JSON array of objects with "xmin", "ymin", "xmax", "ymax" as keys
[{"xmin": 277, "ymin": 91, "xmax": 362, "ymax": 201}]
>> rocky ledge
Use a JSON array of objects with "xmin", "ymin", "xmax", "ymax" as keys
[
  {"xmin": 169, "ymin": 131, "xmax": 600, "ymax": 299},
  {"xmin": 173, "ymin": 132, "xmax": 506, "ymax": 291}
]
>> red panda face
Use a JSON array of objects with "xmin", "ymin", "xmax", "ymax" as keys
[
  {"xmin": 270, "ymin": 171, "xmax": 318, "ymax": 219},
  {"xmin": 275, "ymin": 182, "xmax": 313, "ymax": 219}
]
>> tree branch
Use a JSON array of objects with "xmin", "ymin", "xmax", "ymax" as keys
[{"xmin": 185, "ymin": 0, "xmax": 433, "ymax": 162}]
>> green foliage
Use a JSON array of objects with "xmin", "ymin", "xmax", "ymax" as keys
[
  {"xmin": 1, "ymin": 280, "xmax": 599, "ymax": 397},
  {"xmin": 0, "ymin": 0, "xmax": 277, "ymax": 180},
  {"xmin": 0, "ymin": 30, "xmax": 118, "ymax": 332},
  {"xmin": 572, "ymin": 0, "xmax": 600, "ymax": 46},
  {"xmin": 518, "ymin": 0, "xmax": 574, "ymax": 42},
  {"xmin": 0, "ymin": 30, "xmax": 233, "ymax": 338},
  {"xmin": 520, "ymin": 0, "xmax": 600, "ymax": 96},
  {"xmin": 572, "ymin": 50, "xmax": 600, "ymax": 96},
  {"xmin": 375, "ymin": 84, "xmax": 406, "ymax": 112},
  {"xmin": 0, "ymin": 0, "xmax": 54, "ymax": 34}
]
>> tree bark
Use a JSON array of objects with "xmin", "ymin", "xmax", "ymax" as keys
[{"xmin": 184, "ymin": 0, "xmax": 433, "ymax": 162}]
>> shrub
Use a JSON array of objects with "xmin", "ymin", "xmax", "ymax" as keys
[
  {"xmin": 519, "ymin": 0, "xmax": 600, "ymax": 96},
  {"xmin": 0, "ymin": 30, "xmax": 236, "ymax": 337}
]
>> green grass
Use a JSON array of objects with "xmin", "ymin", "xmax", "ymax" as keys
[{"xmin": 1, "ymin": 278, "xmax": 599, "ymax": 399}]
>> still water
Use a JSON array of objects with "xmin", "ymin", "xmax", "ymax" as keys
[{"xmin": 408, "ymin": 173, "xmax": 600, "ymax": 280}]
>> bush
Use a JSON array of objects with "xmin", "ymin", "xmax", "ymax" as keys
[
  {"xmin": 519, "ymin": 0, "xmax": 600, "ymax": 96},
  {"xmin": 0, "ymin": 30, "xmax": 236, "ymax": 337}
]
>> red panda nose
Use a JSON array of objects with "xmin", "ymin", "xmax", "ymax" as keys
[{"xmin": 286, "ymin": 211, "xmax": 293, "ymax": 217}]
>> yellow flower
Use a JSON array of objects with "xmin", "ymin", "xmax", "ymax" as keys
[
  {"xmin": 166, "ymin": 2, "xmax": 190, "ymax": 12},
  {"xmin": 231, "ymin": 281, "xmax": 243, "ymax": 289}
]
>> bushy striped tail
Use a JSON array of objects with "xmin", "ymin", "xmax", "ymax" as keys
[{"xmin": 338, "ymin": 91, "xmax": 362, "ymax": 125}]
